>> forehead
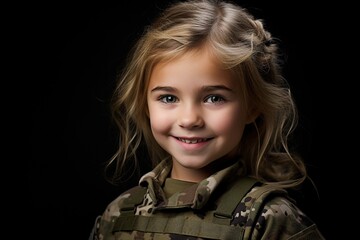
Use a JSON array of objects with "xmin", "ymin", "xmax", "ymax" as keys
[{"xmin": 149, "ymin": 48, "xmax": 235, "ymax": 86}]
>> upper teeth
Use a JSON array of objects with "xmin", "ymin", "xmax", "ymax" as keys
[{"xmin": 179, "ymin": 138, "xmax": 205, "ymax": 144}]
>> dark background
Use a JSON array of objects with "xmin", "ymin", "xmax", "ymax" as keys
[{"xmin": 30, "ymin": 1, "xmax": 338, "ymax": 239}]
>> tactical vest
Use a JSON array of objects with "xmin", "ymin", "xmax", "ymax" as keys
[{"xmin": 112, "ymin": 177, "xmax": 287, "ymax": 240}]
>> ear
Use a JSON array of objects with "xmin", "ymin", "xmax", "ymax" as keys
[{"xmin": 245, "ymin": 106, "xmax": 260, "ymax": 124}]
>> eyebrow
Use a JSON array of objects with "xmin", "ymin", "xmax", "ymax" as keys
[
  {"xmin": 150, "ymin": 86, "xmax": 176, "ymax": 93},
  {"xmin": 150, "ymin": 85, "xmax": 234, "ymax": 93},
  {"xmin": 201, "ymin": 85, "xmax": 233, "ymax": 92}
]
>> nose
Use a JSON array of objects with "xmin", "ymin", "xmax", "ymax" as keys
[{"xmin": 177, "ymin": 103, "xmax": 204, "ymax": 129}]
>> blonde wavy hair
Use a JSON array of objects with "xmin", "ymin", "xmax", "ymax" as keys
[{"xmin": 107, "ymin": 0, "xmax": 307, "ymax": 188}]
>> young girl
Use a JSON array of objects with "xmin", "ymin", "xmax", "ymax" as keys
[{"xmin": 90, "ymin": 0, "xmax": 324, "ymax": 239}]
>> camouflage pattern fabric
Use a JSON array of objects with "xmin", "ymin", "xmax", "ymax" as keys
[{"xmin": 89, "ymin": 160, "xmax": 325, "ymax": 239}]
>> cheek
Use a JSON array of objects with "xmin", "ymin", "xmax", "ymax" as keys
[
  {"xmin": 208, "ymin": 108, "xmax": 247, "ymax": 139},
  {"xmin": 148, "ymin": 107, "xmax": 172, "ymax": 134}
]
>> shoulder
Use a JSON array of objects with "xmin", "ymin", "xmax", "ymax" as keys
[
  {"xmin": 258, "ymin": 196, "xmax": 324, "ymax": 239},
  {"xmin": 232, "ymin": 185, "xmax": 325, "ymax": 239},
  {"xmin": 102, "ymin": 186, "xmax": 146, "ymax": 220},
  {"xmin": 231, "ymin": 184, "xmax": 287, "ymax": 227},
  {"xmin": 90, "ymin": 186, "xmax": 147, "ymax": 239}
]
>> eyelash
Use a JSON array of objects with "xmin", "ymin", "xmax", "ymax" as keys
[
  {"xmin": 158, "ymin": 95, "xmax": 178, "ymax": 103},
  {"xmin": 157, "ymin": 94, "xmax": 226, "ymax": 104},
  {"xmin": 205, "ymin": 95, "xmax": 225, "ymax": 104}
]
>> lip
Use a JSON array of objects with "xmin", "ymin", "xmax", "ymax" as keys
[{"xmin": 173, "ymin": 136, "xmax": 213, "ymax": 150}]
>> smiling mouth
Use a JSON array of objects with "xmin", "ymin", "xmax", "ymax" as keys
[{"xmin": 176, "ymin": 137, "xmax": 211, "ymax": 144}]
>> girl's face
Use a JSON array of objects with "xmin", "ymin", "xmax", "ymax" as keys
[{"xmin": 147, "ymin": 49, "xmax": 255, "ymax": 182}]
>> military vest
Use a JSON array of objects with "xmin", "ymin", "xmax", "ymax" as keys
[{"xmin": 112, "ymin": 177, "xmax": 287, "ymax": 240}]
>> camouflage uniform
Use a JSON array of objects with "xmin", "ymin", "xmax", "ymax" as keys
[{"xmin": 90, "ymin": 160, "xmax": 325, "ymax": 239}]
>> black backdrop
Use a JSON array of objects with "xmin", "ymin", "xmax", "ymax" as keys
[{"xmin": 31, "ymin": 1, "xmax": 335, "ymax": 239}]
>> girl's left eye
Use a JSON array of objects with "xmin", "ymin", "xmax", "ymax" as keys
[{"xmin": 205, "ymin": 95, "xmax": 225, "ymax": 104}]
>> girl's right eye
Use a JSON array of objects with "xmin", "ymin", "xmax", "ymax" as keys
[{"xmin": 158, "ymin": 95, "xmax": 178, "ymax": 103}]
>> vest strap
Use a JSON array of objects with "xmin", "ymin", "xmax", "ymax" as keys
[
  {"xmin": 213, "ymin": 177, "xmax": 258, "ymax": 224},
  {"xmin": 113, "ymin": 214, "xmax": 244, "ymax": 240},
  {"xmin": 119, "ymin": 186, "xmax": 147, "ymax": 214}
]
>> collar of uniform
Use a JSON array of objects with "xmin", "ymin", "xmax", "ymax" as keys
[
  {"xmin": 139, "ymin": 159, "xmax": 241, "ymax": 210},
  {"xmin": 189, "ymin": 160, "xmax": 240, "ymax": 209},
  {"xmin": 138, "ymin": 159, "xmax": 171, "ymax": 205}
]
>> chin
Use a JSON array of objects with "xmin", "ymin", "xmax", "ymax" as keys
[{"xmin": 177, "ymin": 158, "xmax": 214, "ymax": 169}]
